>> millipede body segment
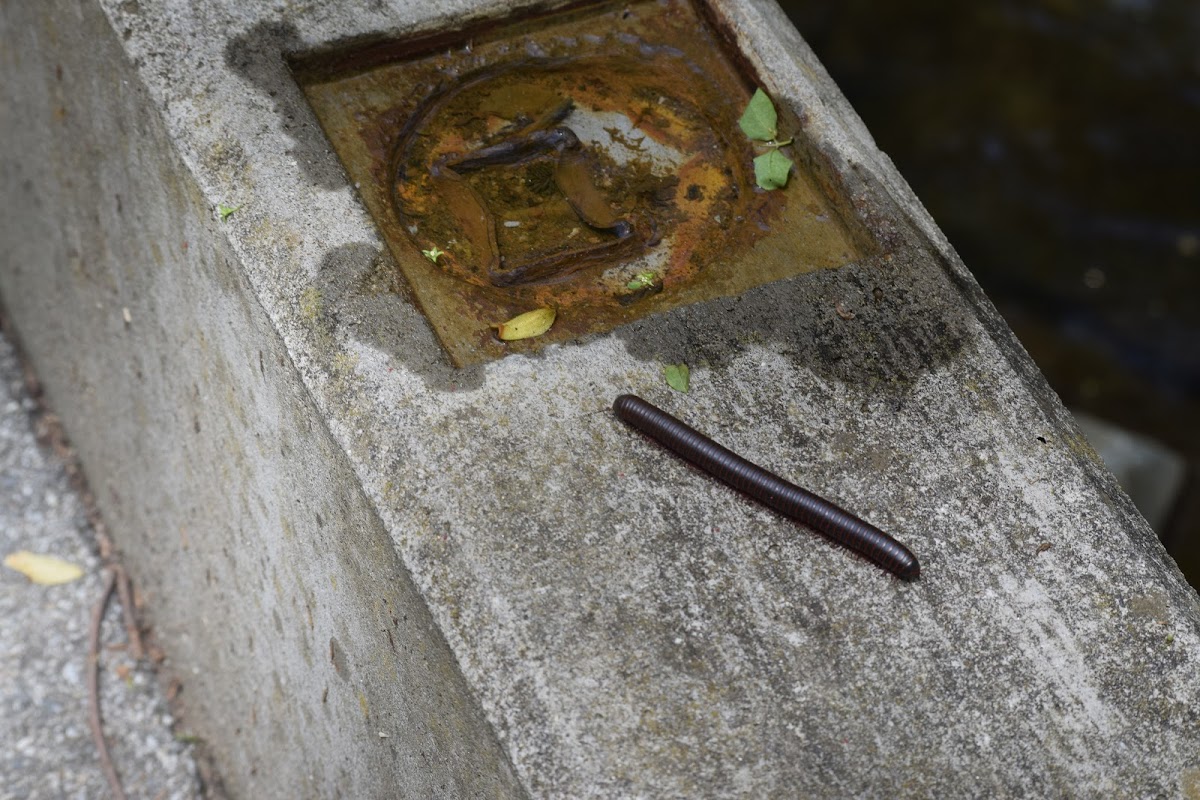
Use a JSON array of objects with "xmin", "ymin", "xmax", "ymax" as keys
[{"xmin": 613, "ymin": 394, "xmax": 920, "ymax": 581}]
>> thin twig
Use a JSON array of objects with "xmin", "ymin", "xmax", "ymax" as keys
[
  {"xmin": 113, "ymin": 565, "xmax": 144, "ymax": 660},
  {"xmin": 88, "ymin": 569, "xmax": 127, "ymax": 800}
]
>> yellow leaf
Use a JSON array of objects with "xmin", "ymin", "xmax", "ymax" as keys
[
  {"xmin": 493, "ymin": 307, "xmax": 556, "ymax": 341},
  {"xmin": 3, "ymin": 550, "xmax": 85, "ymax": 585}
]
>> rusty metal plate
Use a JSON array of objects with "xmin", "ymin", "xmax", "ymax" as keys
[{"xmin": 294, "ymin": 0, "xmax": 876, "ymax": 366}]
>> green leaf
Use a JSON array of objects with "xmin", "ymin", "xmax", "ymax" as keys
[
  {"xmin": 217, "ymin": 203, "xmax": 242, "ymax": 221},
  {"xmin": 753, "ymin": 150, "xmax": 793, "ymax": 190},
  {"xmin": 422, "ymin": 246, "xmax": 446, "ymax": 263},
  {"xmin": 738, "ymin": 88, "xmax": 778, "ymax": 142},
  {"xmin": 626, "ymin": 271, "xmax": 658, "ymax": 290},
  {"xmin": 663, "ymin": 363, "xmax": 690, "ymax": 393}
]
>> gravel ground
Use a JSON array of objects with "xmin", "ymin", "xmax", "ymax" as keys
[{"xmin": 0, "ymin": 328, "xmax": 202, "ymax": 799}]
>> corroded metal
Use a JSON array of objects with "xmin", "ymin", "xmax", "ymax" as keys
[{"xmin": 296, "ymin": 0, "xmax": 876, "ymax": 365}]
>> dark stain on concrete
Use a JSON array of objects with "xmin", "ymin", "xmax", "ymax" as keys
[
  {"xmin": 224, "ymin": 21, "xmax": 347, "ymax": 191},
  {"xmin": 615, "ymin": 251, "xmax": 972, "ymax": 403},
  {"xmin": 329, "ymin": 636, "xmax": 350, "ymax": 680},
  {"xmin": 311, "ymin": 242, "xmax": 487, "ymax": 392},
  {"xmin": 311, "ymin": 233, "xmax": 969, "ymax": 402}
]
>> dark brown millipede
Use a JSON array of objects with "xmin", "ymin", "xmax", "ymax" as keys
[{"xmin": 613, "ymin": 394, "xmax": 920, "ymax": 581}]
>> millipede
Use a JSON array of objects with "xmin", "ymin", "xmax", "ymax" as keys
[{"xmin": 613, "ymin": 394, "xmax": 920, "ymax": 581}]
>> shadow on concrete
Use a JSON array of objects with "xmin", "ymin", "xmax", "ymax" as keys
[
  {"xmin": 225, "ymin": 21, "xmax": 348, "ymax": 191},
  {"xmin": 613, "ymin": 253, "xmax": 972, "ymax": 409},
  {"xmin": 311, "ymin": 241, "xmax": 487, "ymax": 392}
]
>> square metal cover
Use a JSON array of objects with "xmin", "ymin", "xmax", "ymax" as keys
[{"xmin": 294, "ymin": 0, "xmax": 875, "ymax": 365}]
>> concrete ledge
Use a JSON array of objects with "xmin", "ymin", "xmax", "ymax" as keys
[{"xmin": 3, "ymin": 0, "xmax": 1199, "ymax": 797}]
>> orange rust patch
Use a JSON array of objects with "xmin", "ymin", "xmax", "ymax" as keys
[{"xmin": 295, "ymin": 0, "xmax": 875, "ymax": 365}]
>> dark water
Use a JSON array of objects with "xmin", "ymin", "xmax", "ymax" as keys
[{"xmin": 780, "ymin": 0, "xmax": 1200, "ymax": 583}]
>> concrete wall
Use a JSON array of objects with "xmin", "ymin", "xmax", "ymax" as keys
[
  {"xmin": 0, "ymin": 1, "xmax": 522, "ymax": 797},
  {"xmin": 2, "ymin": 0, "xmax": 1199, "ymax": 797}
]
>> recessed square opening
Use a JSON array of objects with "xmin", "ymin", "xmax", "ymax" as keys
[{"xmin": 292, "ymin": 0, "xmax": 877, "ymax": 365}]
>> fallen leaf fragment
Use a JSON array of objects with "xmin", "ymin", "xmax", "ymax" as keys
[
  {"xmin": 217, "ymin": 203, "xmax": 241, "ymax": 221},
  {"xmin": 493, "ymin": 307, "xmax": 556, "ymax": 341},
  {"xmin": 738, "ymin": 88, "xmax": 778, "ymax": 142},
  {"xmin": 753, "ymin": 150, "xmax": 793, "ymax": 190},
  {"xmin": 4, "ymin": 550, "xmax": 85, "ymax": 585},
  {"xmin": 663, "ymin": 363, "xmax": 690, "ymax": 393},
  {"xmin": 626, "ymin": 271, "xmax": 659, "ymax": 291}
]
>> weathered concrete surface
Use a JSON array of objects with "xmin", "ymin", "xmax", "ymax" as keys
[
  {"xmin": 0, "ymin": 2, "xmax": 523, "ymax": 798},
  {"xmin": 1, "ymin": 1, "xmax": 1199, "ymax": 799}
]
